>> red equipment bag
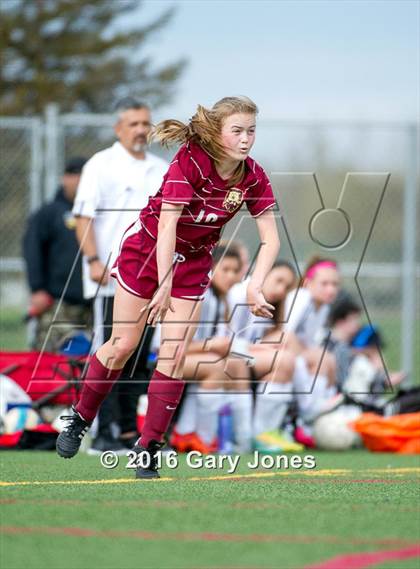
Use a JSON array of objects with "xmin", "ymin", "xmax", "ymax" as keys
[{"xmin": 0, "ymin": 351, "xmax": 84, "ymax": 406}]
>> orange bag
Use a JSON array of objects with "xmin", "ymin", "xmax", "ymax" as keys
[{"xmin": 351, "ymin": 412, "xmax": 420, "ymax": 454}]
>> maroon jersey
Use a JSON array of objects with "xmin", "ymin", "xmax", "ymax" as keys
[{"xmin": 139, "ymin": 141, "xmax": 277, "ymax": 254}]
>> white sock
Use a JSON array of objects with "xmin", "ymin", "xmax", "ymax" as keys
[
  {"xmin": 228, "ymin": 390, "xmax": 253, "ymax": 452},
  {"xmin": 253, "ymin": 382, "xmax": 293, "ymax": 436},
  {"xmin": 196, "ymin": 388, "xmax": 226, "ymax": 445},
  {"xmin": 175, "ymin": 386, "xmax": 197, "ymax": 435}
]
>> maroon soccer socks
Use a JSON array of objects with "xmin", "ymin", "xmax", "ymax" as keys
[
  {"xmin": 75, "ymin": 353, "xmax": 123, "ymax": 423},
  {"xmin": 75, "ymin": 356, "xmax": 185, "ymax": 447},
  {"xmin": 139, "ymin": 369, "xmax": 185, "ymax": 447}
]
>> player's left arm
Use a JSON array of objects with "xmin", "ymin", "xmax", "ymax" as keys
[{"xmin": 247, "ymin": 209, "xmax": 280, "ymax": 318}]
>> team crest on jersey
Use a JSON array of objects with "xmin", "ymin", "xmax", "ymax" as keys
[{"xmin": 223, "ymin": 188, "xmax": 243, "ymax": 212}]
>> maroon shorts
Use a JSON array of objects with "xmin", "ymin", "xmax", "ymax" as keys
[{"xmin": 110, "ymin": 222, "xmax": 213, "ymax": 301}]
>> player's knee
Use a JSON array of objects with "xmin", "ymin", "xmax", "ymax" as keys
[
  {"xmin": 158, "ymin": 342, "xmax": 179, "ymax": 364},
  {"xmin": 110, "ymin": 337, "xmax": 137, "ymax": 363},
  {"xmin": 224, "ymin": 358, "xmax": 249, "ymax": 383},
  {"xmin": 278, "ymin": 349, "xmax": 296, "ymax": 378},
  {"xmin": 304, "ymin": 347, "xmax": 324, "ymax": 373},
  {"xmin": 155, "ymin": 347, "xmax": 185, "ymax": 378},
  {"xmin": 267, "ymin": 350, "xmax": 295, "ymax": 383},
  {"xmin": 174, "ymin": 350, "xmax": 187, "ymax": 374}
]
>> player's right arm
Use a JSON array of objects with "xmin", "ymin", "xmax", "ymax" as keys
[
  {"xmin": 75, "ymin": 216, "xmax": 109, "ymax": 284},
  {"xmin": 72, "ymin": 156, "xmax": 109, "ymax": 285},
  {"xmin": 142, "ymin": 202, "xmax": 182, "ymax": 326},
  {"xmin": 142, "ymin": 145, "xmax": 197, "ymax": 325}
]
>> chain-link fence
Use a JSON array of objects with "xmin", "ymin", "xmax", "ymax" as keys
[
  {"xmin": 0, "ymin": 107, "xmax": 418, "ymax": 378},
  {"xmin": 0, "ymin": 117, "xmax": 42, "ymax": 261}
]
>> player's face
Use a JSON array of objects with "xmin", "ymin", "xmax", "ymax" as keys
[
  {"xmin": 308, "ymin": 268, "xmax": 340, "ymax": 305},
  {"xmin": 263, "ymin": 266, "xmax": 296, "ymax": 303},
  {"xmin": 212, "ymin": 257, "xmax": 241, "ymax": 295},
  {"xmin": 115, "ymin": 108, "xmax": 152, "ymax": 154},
  {"xmin": 220, "ymin": 113, "xmax": 256, "ymax": 161}
]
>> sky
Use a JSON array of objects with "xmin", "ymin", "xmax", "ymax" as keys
[{"xmin": 127, "ymin": 0, "xmax": 419, "ymax": 123}]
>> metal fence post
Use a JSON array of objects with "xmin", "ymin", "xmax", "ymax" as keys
[
  {"xmin": 29, "ymin": 118, "xmax": 43, "ymax": 212},
  {"xmin": 44, "ymin": 103, "xmax": 60, "ymax": 200},
  {"xmin": 401, "ymin": 123, "xmax": 418, "ymax": 381}
]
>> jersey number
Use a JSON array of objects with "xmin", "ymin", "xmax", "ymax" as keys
[{"xmin": 195, "ymin": 209, "xmax": 218, "ymax": 224}]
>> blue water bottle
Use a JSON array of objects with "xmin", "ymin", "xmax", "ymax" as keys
[{"xmin": 218, "ymin": 404, "xmax": 234, "ymax": 454}]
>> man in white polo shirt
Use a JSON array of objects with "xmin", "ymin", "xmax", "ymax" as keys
[{"xmin": 73, "ymin": 97, "xmax": 168, "ymax": 454}]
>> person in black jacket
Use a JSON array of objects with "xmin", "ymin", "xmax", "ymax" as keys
[{"xmin": 23, "ymin": 157, "xmax": 92, "ymax": 352}]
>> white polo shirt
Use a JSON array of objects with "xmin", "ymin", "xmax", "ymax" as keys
[
  {"xmin": 73, "ymin": 141, "xmax": 168, "ymax": 299},
  {"xmin": 284, "ymin": 287, "xmax": 330, "ymax": 347},
  {"xmin": 227, "ymin": 278, "xmax": 274, "ymax": 343},
  {"xmin": 193, "ymin": 286, "xmax": 229, "ymax": 341}
]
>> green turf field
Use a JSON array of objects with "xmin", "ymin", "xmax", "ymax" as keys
[{"xmin": 1, "ymin": 450, "xmax": 419, "ymax": 569}]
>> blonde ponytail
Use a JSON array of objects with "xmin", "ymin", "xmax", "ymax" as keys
[{"xmin": 149, "ymin": 119, "xmax": 193, "ymax": 147}]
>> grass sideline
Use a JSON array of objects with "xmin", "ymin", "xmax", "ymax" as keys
[{"xmin": 1, "ymin": 450, "xmax": 419, "ymax": 569}]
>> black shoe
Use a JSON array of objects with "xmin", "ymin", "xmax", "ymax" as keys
[
  {"xmin": 87, "ymin": 434, "xmax": 128, "ymax": 456},
  {"xmin": 133, "ymin": 440, "xmax": 164, "ymax": 479},
  {"xmin": 56, "ymin": 406, "xmax": 91, "ymax": 459}
]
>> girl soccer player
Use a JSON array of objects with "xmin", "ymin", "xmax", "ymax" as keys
[
  {"xmin": 227, "ymin": 260, "xmax": 301, "ymax": 451},
  {"xmin": 283, "ymin": 255, "xmax": 340, "ymax": 393},
  {"xmin": 56, "ymin": 96, "xmax": 280, "ymax": 478},
  {"xmin": 283, "ymin": 256, "xmax": 340, "ymax": 444},
  {"xmin": 284, "ymin": 255, "xmax": 340, "ymax": 353}
]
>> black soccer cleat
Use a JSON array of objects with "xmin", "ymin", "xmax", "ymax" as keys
[
  {"xmin": 56, "ymin": 406, "xmax": 91, "ymax": 459},
  {"xmin": 133, "ymin": 440, "xmax": 164, "ymax": 479}
]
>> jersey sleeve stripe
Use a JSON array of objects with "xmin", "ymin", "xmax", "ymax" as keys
[
  {"xmin": 161, "ymin": 199, "xmax": 190, "ymax": 205},
  {"xmin": 251, "ymin": 201, "xmax": 277, "ymax": 217}
]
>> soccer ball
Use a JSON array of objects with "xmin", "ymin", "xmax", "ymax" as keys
[
  {"xmin": 2, "ymin": 406, "xmax": 42, "ymax": 434},
  {"xmin": 313, "ymin": 405, "xmax": 362, "ymax": 451}
]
